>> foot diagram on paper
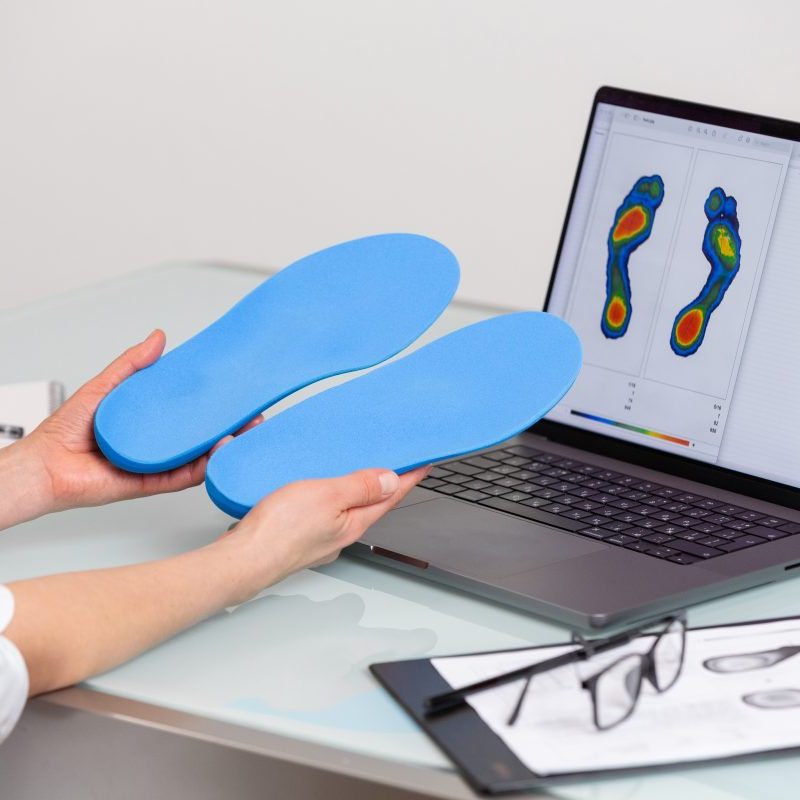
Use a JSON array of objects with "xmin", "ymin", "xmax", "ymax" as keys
[
  {"xmin": 670, "ymin": 187, "xmax": 741, "ymax": 357},
  {"xmin": 601, "ymin": 175, "xmax": 665, "ymax": 339}
]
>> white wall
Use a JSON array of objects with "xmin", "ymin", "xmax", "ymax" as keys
[{"xmin": 2, "ymin": 0, "xmax": 799, "ymax": 314}]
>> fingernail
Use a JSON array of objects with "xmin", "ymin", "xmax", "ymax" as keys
[{"xmin": 379, "ymin": 471, "xmax": 400, "ymax": 496}]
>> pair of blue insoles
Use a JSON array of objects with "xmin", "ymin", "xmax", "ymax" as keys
[{"xmin": 95, "ymin": 234, "xmax": 582, "ymax": 518}]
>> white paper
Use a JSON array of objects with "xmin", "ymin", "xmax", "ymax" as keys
[
  {"xmin": 433, "ymin": 618, "xmax": 800, "ymax": 776},
  {"xmin": 0, "ymin": 381, "xmax": 63, "ymax": 448}
]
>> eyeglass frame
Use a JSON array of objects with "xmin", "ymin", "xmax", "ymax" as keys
[{"xmin": 424, "ymin": 611, "xmax": 687, "ymax": 732}]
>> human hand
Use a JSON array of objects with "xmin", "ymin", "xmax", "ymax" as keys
[
  {"xmin": 0, "ymin": 330, "xmax": 261, "ymax": 526},
  {"xmin": 222, "ymin": 466, "xmax": 430, "ymax": 602}
]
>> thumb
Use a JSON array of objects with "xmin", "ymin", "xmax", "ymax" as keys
[
  {"xmin": 87, "ymin": 330, "xmax": 166, "ymax": 398},
  {"xmin": 330, "ymin": 469, "xmax": 400, "ymax": 509}
]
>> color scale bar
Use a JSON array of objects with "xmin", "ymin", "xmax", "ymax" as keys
[{"xmin": 570, "ymin": 410, "xmax": 691, "ymax": 447}]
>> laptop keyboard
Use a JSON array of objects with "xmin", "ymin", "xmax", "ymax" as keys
[{"xmin": 419, "ymin": 445, "xmax": 800, "ymax": 566}]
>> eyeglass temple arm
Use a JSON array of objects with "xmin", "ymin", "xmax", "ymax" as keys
[{"xmin": 423, "ymin": 631, "xmax": 640, "ymax": 716}]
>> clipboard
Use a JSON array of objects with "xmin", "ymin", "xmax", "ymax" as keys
[{"xmin": 370, "ymin": 615, "xmax": 800, "ymax": 795}]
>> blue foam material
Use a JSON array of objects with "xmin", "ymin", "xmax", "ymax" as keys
[
  {"xmin": 206, "ymin": 312, "xmax": 582, "ymax": 518},
  {"xmin": 94, "ymin": 234, "xmax": 459, "ymax": 473}
]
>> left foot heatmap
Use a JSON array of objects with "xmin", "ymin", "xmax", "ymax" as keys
[
  {"xmin": 670, "ymin": 187, "xmax": 741, "ymax": 357},
  {"xmin": 601, "ymin": 175, "xmax": 665, "ymax": 339}
]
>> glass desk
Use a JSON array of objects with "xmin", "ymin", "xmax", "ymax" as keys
[{"xmin": 1, "ymin": 263, "xmax": 798, "ymax": 799}]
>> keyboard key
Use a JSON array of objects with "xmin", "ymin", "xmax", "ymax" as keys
[
  {"xmin": 644, "ymin": 532, "xmax": 675, "ymax": 545},
  {"xmin": 577, "ymin": 527, "xmax": 608, "ymax": 540},
  {"xmin": 443, "ymin": 474, "xmax": 471, "ymax": 485},
  {"xmin": 583, "ymin": 479, "xmax": 611, "ymax": 490},
  {"xmin": 638, "ymin": 518, "xmax": 661, "ymax": 529},
  {"xmin": 593, "ymin": 494, "xmax": 616, "ymax": 504},
  {"xmin": 610, "ymin": 498, "xmax": 636, "ymax": 510},
  {"xmin": 714, "ymin": 529, "xmax": 744, "ymax": 540},
  {"xmin": 635, "ymin": 482, "xmax": 663, "ymax": 493},
  {"xmin": 662, "ymin": 502, "xmax": 689, "ymax": 514},
  {"xmin": 778, "ymin": 522, "xmax": 800, "ymax": 534},
  {"xmin": 510, "ymin": 470, "xmax": 537, "ymax": 481},
  {"xmin": 719, "ymin": 535, "xmax": 768, "ymax": 552},
  {"xmin": 503, "ymin": 445, "xmax": 543, "ymax": 458},
  {"xmin": 625, "ymin": 527, "xmax": 653, "ymax": 538},
  {"xmin": 576, "ymin": 500, "xmax": 600, "ymax": 512},
  {"xmin": 551, "ymin": 482, "xmax": 579, "ymax": 493},
  {"xmin": 742, "ymin": 526, "xmax": 790, "ymax": 541},
  {"xmin": 694, "ymin": 498, "xmax": 722, "ymax": 509},
  {"xmin": 430, "ymin": 466, "xmax": 453, "ymax": 478},
  {"xmin": 614, "ymin": 512, "xmax": 644, "ymax": 524},
  {"xmin": 572, "ymin": 487, "xmax": 598, "ymax": 499},
  {"xmin": 673, "ymin": 529, "xmax": 706, "ymax": 541},
  {"xmin": 419, "ymin": 478, "xmax": 445, "ymax": 489},
  {"xmin": 501, "ymin": 491, "xmax": 532, "ymax": 503},
  {"xmin": 652, "ymin": 511, "xmax": 677, "ymax": 522},
  {"xmin": 464, "ymin": 456, "xmax": 497, "ymax": 470},
  {"xmin": 669, "ymin": 540, "xmax": 724, "ymax": 559},
  {"xmin": 554, "ymin": 459, "xmax": 580, "ymax": 469},
  {"xmin": 502, "ymin": 456, "xmax": 531, "ymax": 467},
  {"xmin": 541, "ymin": 504, "xmax": 569, "ymax": 515},
  {"xmin": 586, "ymin": 515, "xmax": 610, "ymax": 527},
  {"xmin": 726, "ymin": 520, "xmax": 753, "ymax": 531},
  {"xmin": 605, "ymin": 534, "xmax": 638, "ymax": 546},
  {"xmin": 647, "ymin": 546, "xmax": 678, "ymax": 558},
  {"xmin": 673, "ymin": 517, "xmax": 697, "ymax": 528},
  {"xmin": 483, "ymin": 450, "xmax": 508, "ymax": 461},
  {"xmin": 596, "ymin": 470, "xmax": 620, "ymax": 481},
  {"xmin": 455, "ymin": 490, "xmax": 490, "ymax": 502},
  {"xmin": 625, "ymin": 541, "xmax": 651, "ymax": 553},
  {"xmin": 447, "ymin": 463, "xmax": 482, "ymax": 476},
  {"xmin": 543, "ymin": 468, "xmax": 570, "ymax": 478},
  {"xmin": 602, "ymin": 520, "xmax": 632, "ymax": 533},
  {"xmin": 655, "ymin": 487, "xmax": 680, "ymax": 498},
  {"xmin": 691, "ymin": 522, "xmax": 721, "ymax": 534},
  {"xmin": 534, "ymin": 487, "xmax": 560, "ymax": 499},
  {"xmin": 464, "ymin": 479, "xmax": 492, "ymax": 491},
  {"xmin": 479, "ymin": 497, "xmax": 587, "ymax": 530},
  {"xmin": 668, "ymin": 554, "xmax": 699, "ymax": 565},
  {"xmin": 475, "ymin": 470, "xmax": 502, "ymax": 482},
  {"xmin": 622, "ymin": 491, "xmax": 648, "ymax": 501},
  {"xmin": 675, "ymin": 493, "xmax": 700, "ymax": 503},
  {"xmin": 494, "ymin": 477, "xmax": 523, "ymax": 489},
  {"xmin": 757, "ymin": 517, "xmax": 789, "ymax": 528},
  {"xmin": 686, "ymin": 507, "xmax": 711, "ymax": 518},
  {"xmin": 534, "ymin": 476, "xmax": 558, "ymax": 486},
  {"xmin": 522, "ymin": 496, "xmax": 551, "ymax": 507},
  {"xmin": 697, "ymin": 536, "xmax": 726, "ymax": 548},
  {"xmin": 706, "ymin": 514, "xmax": 734, "ymax": 525},
  {"xmin": 482, "ymin": 485, "xmax": 511, "ymax": 496},
  {"xmin": 736, "ymin": 510, "xmax": 763, "ymax": 522},
  {"xmin": 492, "ymin": 464, "xmax": 519, "ymax": 476},
  {"xmin": 716, "ymin": 505, "xmax": 744, "ymax": 516},
  {"xmin": 513, "ymin": 483, "xmax": 538, "ymax": 494},
  {"xmin": 434, "ymin": 483, "xmax": 464, "ymax": 495},
  {"xmin": 552, "ymin": 494, "xmax": 579, "ymax": 505},
  {"xmin": 564, "ymin": 509, "xmax": 590, "ymax": 520}
]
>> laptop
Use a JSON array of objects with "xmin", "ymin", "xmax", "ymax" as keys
[{"xmin": 351, "ymin": 86, "xmax": 800, "ymax": 631}]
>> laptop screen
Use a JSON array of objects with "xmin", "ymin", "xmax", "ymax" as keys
[{"xmin": 545, "ymin": 96, "xmax": 800, "ymax": 491}]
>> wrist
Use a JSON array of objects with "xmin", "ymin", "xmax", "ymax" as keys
[
  {"xmin": 201, "ymin": 525, "xmax": 282, "ymax": 608},
  {"xmin": 0, "ymin": 440, "xmax": 53, "ymax": 530}
]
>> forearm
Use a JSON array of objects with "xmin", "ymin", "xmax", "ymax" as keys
[
  {"xmin": 0, "ymin": 440, "xmax": 51, "ymax": 530},
  {"xmin": 4, "ymin": 534, "xmax": 270, "ymax": 696}
]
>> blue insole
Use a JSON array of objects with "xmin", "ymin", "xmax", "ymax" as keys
[
  {"xmin": 94, "ymin": 234, "xmax": 459, "ymax": 472},
  {"xmin": 206, "ymin": 312, "xmax": 582, "ymax": 518}
]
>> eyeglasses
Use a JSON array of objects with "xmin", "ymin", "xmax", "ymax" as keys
[{"xmin": 425, "ymin": 612, "xmax": 687, "ymax": 732}]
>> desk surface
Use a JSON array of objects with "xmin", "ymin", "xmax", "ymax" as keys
[{"xmin": 1, "ymin": 262, "xmax": 799, "ymax": 799}]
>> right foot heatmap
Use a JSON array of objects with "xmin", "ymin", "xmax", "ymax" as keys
[
  {"xmin": 670, "ymin": 187, "xmax": 741, "ymax": 357},
  {"xmin": 601, "ymin": 175, "xmax": 665, "ymax": 339}
]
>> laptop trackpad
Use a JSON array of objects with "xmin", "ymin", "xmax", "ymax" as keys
[{"xmin": 363, "ymin": 498, "xmax": 606, "ymax": 580}]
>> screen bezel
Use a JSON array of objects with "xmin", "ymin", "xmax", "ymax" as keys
[{"xmin": 535, "ymin": 86, "xmax": 800, "ymax": 511}]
